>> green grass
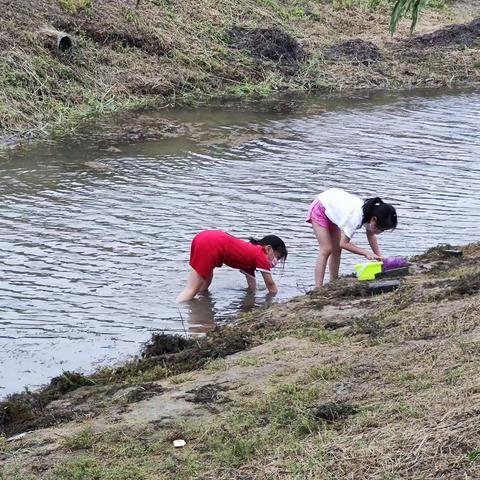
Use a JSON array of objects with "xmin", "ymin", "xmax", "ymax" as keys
[
  {"xmin": 0, "ymin": 435, "xmax": 10, "ymax": 453},
  {"xmin": 0, "ymin": 472, "xmax": 37, "ymax": 480},
  {"xmin": 287, "ymin": 325, "xmax": 345, "ymax": 344},
  {"xmin": 43, "ymin": 379, "xmax": 335, "ymax": 479},
  {"xmin": 304, "ymin": 365, "xmax": 348, "ymax": 382},
  {"xmin": 168, "ymin": 372, "xmax": 196, "ymax": 384},
  {"xmin": 393, "ymin": 371, "xmax": 434, "ymax": 392},
  {"xmin": 468, "ymin": 450, "xmax": 480, "ymax": 461},
  {"xmin": 61, "ymin": 426, "xmax": 96, "ymax": 450},
  {"xmin": 123, "ymin": 365, "xmax": 171, "ymax": 384},
  {"xmin": 52, "ymin": 456, "xmax": 105, "ymax": 479},
  {"xmin": 203, "ymin": 358, "xmax": 229, "ymax": 373},
  {"xmin": 58, "ymin": 0, "xmax": 92, "ymax": 14},
  {"xmin": 236, "ymin": 355, "xmax": 262, "ymax": 367}
]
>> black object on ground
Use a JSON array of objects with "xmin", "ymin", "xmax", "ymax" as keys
[
  {"xmin": 368, "ymin": 280, "xmax": 401, "ymax": 294},
  {"xmin": 444, "ymin": 249, "xmax": 463, "ymax": 257},
  {"xmin": 375, "ymin": 267, "xmax": 410, "ymax": 279}
]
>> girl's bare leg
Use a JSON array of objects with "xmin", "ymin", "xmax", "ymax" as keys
[
  {"xmin": 312, "ymin": 222, "xmax": 333, "ymax": 287},
  {"xmin": 176, "ymin": 269, "xmax": 207, "ymax": 303},
  {"xmin": 199, "ymin": 273, "xmax": 213, "ymax": 292},
  {"xmin": 328, "ymin": 226, "xmax": 342, "ymax": 281}
]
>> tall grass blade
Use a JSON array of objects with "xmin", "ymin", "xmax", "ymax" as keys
[{"xmin": 390, "ymin": 0, "xmax": 428, "ymax": 35}]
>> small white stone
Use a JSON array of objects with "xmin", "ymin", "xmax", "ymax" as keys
[{"xmin": 173, "ymin": 439, "xmax": 186, "ymax": 448}]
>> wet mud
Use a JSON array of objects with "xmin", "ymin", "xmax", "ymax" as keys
[{"xmin": 186, "ymin": 383, "xmax": 231, "ymax": 412}]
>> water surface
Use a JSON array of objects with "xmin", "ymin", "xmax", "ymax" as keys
[{"xmin": 1, "ymin": 89, "xmax": 479, "ymax": 396}]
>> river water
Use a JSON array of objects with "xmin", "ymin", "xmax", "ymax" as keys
[{"xmin": 1, "ymin": 89, "xmax": 479, "ymax": 397}]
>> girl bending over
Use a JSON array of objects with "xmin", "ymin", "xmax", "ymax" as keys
[
  {"xmin": 306, "ymin": 188, "xmax": 397, "ymax": 287},
  {"xmin": 176, "ymin": 230, "xmax": 287, "ymax": 303}
]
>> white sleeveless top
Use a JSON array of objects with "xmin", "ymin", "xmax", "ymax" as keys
[{"xmin": 318, "ymin": 188, "xmax": 364, "ymax": 239}]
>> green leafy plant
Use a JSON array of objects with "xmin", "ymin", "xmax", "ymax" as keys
[{"xmin": 390, "ymin": 0, "xmax": 428, "ymax": 34}]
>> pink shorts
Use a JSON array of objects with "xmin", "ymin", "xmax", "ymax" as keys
[{"xmin": 306, "ymin": 199, "xmax": 337, "ymax": 232}]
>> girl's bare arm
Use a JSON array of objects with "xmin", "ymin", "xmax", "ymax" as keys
[
  {"xmin": 366, "ymin": 231, "xmax": 381, "ymax": 256},
  {"xmin": 241, "ymin": 270, "xmax": 257, "ymax": 290},
  {"xmin": 340, "ymin": 233, "xmax": 381, "ymax": 260},
  {"xmin": 261, "ymin": 271, "xmax": 278, "ymax": 295}
]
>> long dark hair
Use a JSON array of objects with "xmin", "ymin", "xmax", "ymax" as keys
[
  {"xmin": 249, "ymin": 235, "xmax": 288, "ymax": 260},
  {"xmin": 362, "ymin": 197, "xmax": 397, "ymax": 231}
]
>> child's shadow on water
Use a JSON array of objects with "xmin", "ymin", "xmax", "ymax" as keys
[{"xmin": 185, "ymin": 290, "xmax": 275, "ymax": 334}]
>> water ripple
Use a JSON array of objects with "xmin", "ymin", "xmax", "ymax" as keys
[{"xmin": 0, "ymin": 90, "xmax": 479, "ymax": 395}]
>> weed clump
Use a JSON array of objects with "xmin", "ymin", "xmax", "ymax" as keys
[
  {"xmin": 411, "ymin": 243, "xmax": 459, "ymax": 262},
  {"xmin": 312, "ymin": 402, "xmax": 358, "ymax": 422},
  {"xmin": 112, "ymin": 328, "xmax": 253, "ymax": 383},
  {"xmin": 447, "ymin": 270, "xmax": 480, "ymax": 297},
  {"xmin": 141, "ymin": 333, "xmax": 196, "ymax": 358},
  {"xmin": 409, "ymin": 17, "xmax": 480, "ymax": 48},
  {"xmin": 349, "ymin": 316, "xmax": 383, "ymax": 337},
  {"xmin": 328, "ymin": 39, "xmax": 382, "ymax": 65},
  {"xmin": 310, "ymin": 278, "xmax": 371, "ymax": 301},
  {"xmin": 186, "ymin": 384, "xmax": 231, "ymax": 408},
  {"xmin": 49, "ymin": 371, "xmax": 96, "ymax": 394},
  {"xmin": 112, "ymin": 383, "xmax": 164, "ymax": 404},
  {"xmin": 228, "ymin": 26, "xmax": 305, "ymax": 70}
]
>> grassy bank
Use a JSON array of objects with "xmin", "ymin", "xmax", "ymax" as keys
[
  {"xmin": 1, "ymin": 243, "xmax": 479, "ymax": 478},
  {"xmin": 1, "ymin": 0, "xmax": 480, "ymax": 143}
]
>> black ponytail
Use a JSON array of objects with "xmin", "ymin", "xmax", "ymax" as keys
[
  {"xmin": 362, "ymin": 197, "xmax": 398, "ymax": 231},
  {"xmin": 249, "ymin": 235, "xmax": 288, "ymax": 260}
]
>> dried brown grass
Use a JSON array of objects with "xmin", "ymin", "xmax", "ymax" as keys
[{"xmin": 1, "ymin": 0, "xmax": 480, "ymax": 142}]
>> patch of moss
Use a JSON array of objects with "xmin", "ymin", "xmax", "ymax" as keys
[
  {"xmin": 0, "ymin": 371, "xmax": 96, "ymax": 436},
  {"xmin": 141, "ymin": 333, "xmax": 196, "ymax": 358},
  {"xmin": 449, "ymin": 269, "xmax": 480, "ymax": 297},
  {"xmin": 412, "ymin": 243, "xmax": 453, "ymax": 259},
  {"xmin": 311, "ymin": 402, "xmax": 358, "ymax": 422},
  {"xmin": 309, "ymin": 278, "xmax": 371, "ymax": 301}
]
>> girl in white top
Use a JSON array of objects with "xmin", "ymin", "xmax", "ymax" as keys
[{"xmin": 306, "ymin": 188, "xmax": 398, "ymax": 287}]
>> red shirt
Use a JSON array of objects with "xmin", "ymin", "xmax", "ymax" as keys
[{"xmin": 189, "ymin": 230, "xmax": 271, "ymax": 279}]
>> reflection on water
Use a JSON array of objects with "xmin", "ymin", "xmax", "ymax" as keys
[
  {"xmin": 184, "ymin": 289, "xmax": 275, "ymax": 334},
  {"xmin": 1, "ymin": 88, "xmax": 480, "ymax": 396},
  {"xmin": 184, "ymin": 294, "xmax": 217, "ymax": 335}
]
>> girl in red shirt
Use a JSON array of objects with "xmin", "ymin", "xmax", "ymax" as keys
[{"xmin": 175, "ymin": 230, "xmax": 288, "ymax": 303}]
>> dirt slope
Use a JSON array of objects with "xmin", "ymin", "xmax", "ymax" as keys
[
  {"xmin": 1, "ymin": 243, "xmax": 479, "ymax": 479},
  {"xmin": 1, "ymin": 0, "xmax": 480, "ymax": 144}
]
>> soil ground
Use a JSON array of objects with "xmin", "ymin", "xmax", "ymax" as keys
[
  {"xmin": 1, "ymin": 243, "xmax": 479, "ymax": 479},
  {"xmin": 1, "ymin": 0, "xmax": 480, "ymax": 145}
]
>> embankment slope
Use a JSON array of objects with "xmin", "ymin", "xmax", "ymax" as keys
[
  {"xmin": 1, "ymin": 0, "xmax": 480, "ymax": 143},
  {"xmin": 1, "ymin": 244, "xmax": 479, "ymax": 478}
]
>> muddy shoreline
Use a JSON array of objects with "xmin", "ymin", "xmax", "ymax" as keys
[{"xmin": 1, "ymin": 243, "xmax": 479, "ymax": 478}]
